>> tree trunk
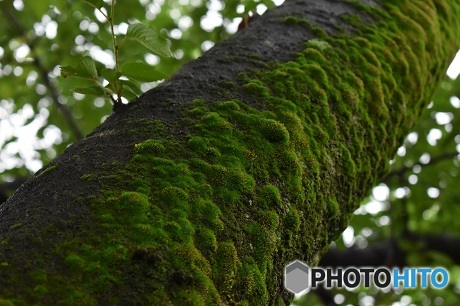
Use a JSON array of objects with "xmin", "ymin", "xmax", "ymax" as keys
[{"xmin": 1, "ymin": 0, "xmax": 458, "ymax": 305}]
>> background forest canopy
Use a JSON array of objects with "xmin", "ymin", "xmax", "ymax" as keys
[{"xmin": 1, "ymin": 0, "xmax": 460, "ymax": 305}]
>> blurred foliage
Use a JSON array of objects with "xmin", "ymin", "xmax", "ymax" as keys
[{"xmin": 0, "ymin": 0, "xmax": 459, "ymax": 305}]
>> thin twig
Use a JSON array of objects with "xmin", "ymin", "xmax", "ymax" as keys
[
  {"xmin": 78, "ymin": 0, "xmax": 119, "ymax": 107},
  {"xmin": 1, "ymin": 5, "xmax": 84, "ymax": 140},
  {"xmin": 81, "ymin": 0, "xmax": 109, "ymax": 19},
  {"xmin": 110, "ymin": 0, "xmax": 118, "ymax": 72},
  {"xmin": 37, "ymin": 59, "xmax": 84, "ymax": 140},
  {"xmin": 383, "ymin": 150, "xmax": 459, "ymax": 183},
  {"xmin": 110, "ymin": 0, "xmax": 122, "ymax": 105}
]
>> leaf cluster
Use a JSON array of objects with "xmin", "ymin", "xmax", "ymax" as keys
[{"xmin": 60, "ymin": 1, "xmax": 174, "ymax": 107}]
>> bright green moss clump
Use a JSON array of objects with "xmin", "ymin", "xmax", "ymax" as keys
[
  {"xmin": 134, "ymin": 139, "xmax": 165, "ymax": 154},
  {"xmin": 258, "ymin": 119, "xmax": 290, "ymax": 144},
  {"xmin": 37, "ymin": 164, "xmax": 57, "ymax": 176},
  {"xmin": 6, "ymin": 0, "xmax": 458, "ymax": 305}
]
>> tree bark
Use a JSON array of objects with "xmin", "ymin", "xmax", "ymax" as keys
[{"xmin": 1, "ymin": 0, "xmax": 458, "ymax": 305}]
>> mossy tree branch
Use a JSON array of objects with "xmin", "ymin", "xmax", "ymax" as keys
[{"xmin": 0, "ymin": 0, "xmax": 459, "ymax": 305}]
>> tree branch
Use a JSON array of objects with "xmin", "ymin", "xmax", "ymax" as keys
[
  {"xmin": 383, "ymin": 151, "xmax": 458, "ymax": 183},
  {"xmin": 1, "ymin": 5, "xmax": 84, "ymax": 140},
  {"xmin": 320, "ymin": 233, "xmax": 460, "ymax": 268},
  {"xmin": 0, "ymin": 1, "xmax": 458, "ymax": 304}
]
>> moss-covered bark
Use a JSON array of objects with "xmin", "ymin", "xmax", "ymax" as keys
[{"xmin": 0, "ymin": 0, "xmax": 459, "ymax": 305}]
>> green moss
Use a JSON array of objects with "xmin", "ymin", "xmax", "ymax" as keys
[
  {"xmin": 308, "ymin": 39, "xmax": 331, "ymax": 51},
  {"xmin": 246, "ymin": 221, "xmax": 277, "ymax": 274},
  {"xmin": 61, "ymin": 291, "xmax": 96, "ymax": 305},
  {"xmin": 116, "ymin": 192, "xmax": 150, "ymax": 218},
  {"xmin": 80, "ymin": 173, "xmax": 95, "ymax": 182},
  {"xmin": 281, "ymin": 16, "xmax": 300, "ymax": 25},
  {"xmin": 38, "ymin": 164, "xmax": 57, "ymax": 176},
  {"xmin": 240, "ymin": 261, "xmax": 268, "ymax": 304},
  {"xmin": 9, "ymin": 223, "xmax": 23, "ymax": 230},
  {"xmin": 65, "ymin": 253, "xmax": 85, "ymax": 271},
  {"xmin": 339, "ymin": 143, "xmax": 356, "ymax": 179},
  {"xmin": 284, "ymin": 209, "xmax": 300, "ymax": 234},
  {"xmin": 327, "ymin": 197, "xmax": 340, "ymax": 218},
  {"xmin": 33, "ymin": 285, "xmax": 47, "ymax": 296},
  {"xmin": 258, "ymin": 119, "xmax": 290, "ymax": 144},
  {"xmin": 281, "ymin": 16, "xmax": 327, "ymax": 37},
  {"xmin": 258, "ymin": 211, "xmax": 279, "ymax": 231},
  {"xmin": 199, "ymin": 112, "xmax": 233, "ymax": 135},
  {"xmin": 134, "ymin": 139, "xmax": 165, "ymax": 154},
  {"xmin": 187, "ymin": 137, "xmax": 208, "ymax": 154},
  {"xmin": 195, "ymin": 226, "xmax": 217, "ymax": 252},
  {"xmin": 214, "ymin": 242, "xmax": 238, "ymax": 292},
  {"xmin": 197, "ymin": 199, "xmax": 223, "ymax": 231},
  {"xmin": 242, "ymin": 79, "xmax": 270, "ymax": 97},
  {"xmin": 215, "ymin": 100, "xmax": 240, "ymax": 112},
  {"xmin": 221, "ymin": 80, "xmax": 237, "ymax": 89},
  {"xmin": 29, "ymin": 270, "xmax": 46, "ymax": 290},
  {"xmin": 193, "ymin": 99, "xmax": 205, "ymax": 107},
  {"xmin": 258, "ymin": 184, "xmax": 282, "ymax": 208}
]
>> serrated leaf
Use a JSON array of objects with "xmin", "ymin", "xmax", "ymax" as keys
[
  {"xmin": 121, "ymin": 62, "xmax": 166, "ymax": 82},
  {"xmin": 60, "ymin": 56, "xmax": 98, "ymax": 80},
  {"xmin": 74, "ymin": 86, "xmax": 104, "ymax": 96},
  {"xmin": 126, "ymin": 23, "xmax": 174, "ymax": 58},
  {"xmin": 101, "ymin": 68, "xmax": 122, "ymax": 84}
]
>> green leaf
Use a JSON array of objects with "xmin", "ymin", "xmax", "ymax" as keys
[
  {"xmin": 51, "ymin": 3, "xmax": 66, "ymax": 12},
  {"xmin": 120, "ymin": 79, "xmax": 142, "ymax": 96},
  {"xmin": 121, "ymin": 62, "xmax": 166, "ymax": 82},
  {"xmin": 60, "ymin": 56, "xmax": 98, "ymax": 80},
  {"xmin": 125, "ymin": 23, "xmax": 174, "ymax": 58},
  {"xmin": 121, "ymin": 86, "xmax": 138, "ymax": 101},
  {"xmin": 104, "ymin": 82, "xmax": 117, "ymax": 93},
  {"xmin": 24, "ymin": 0, "xmax": 50, "ymax": 17},
  {"xmin": 101, "ymin": 68, "xmax": 122, "ymax": 84},
  {"xmin": 74, "ymin": 86, "xmax": 104, "ymax": 96}
]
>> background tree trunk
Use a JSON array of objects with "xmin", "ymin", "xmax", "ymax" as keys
[{"xmin": 1, "ymin": 0, "xmax": 458, "ymax": 304}]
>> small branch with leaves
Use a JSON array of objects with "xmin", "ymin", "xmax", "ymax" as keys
[{"xmin": 61, "ymin": 0, "xmax": 175, "ymax": 109}]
